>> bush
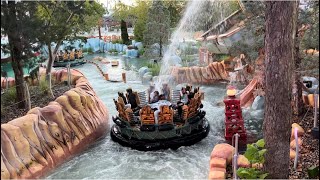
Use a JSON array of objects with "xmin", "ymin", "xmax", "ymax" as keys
[
  {"xmin": 138, "ymin": 49, "xmax": 145, "ymax": 56},
  {"xmin": 112, "ymin": 39, "xmax": 123, "ymax": 44},
  {"xmin": 236, "ymin": 139, "xmax": 268, "ymax": 179},
  {"xmin": 39, "ymin": 79, "xmax": 49, "ymax": 95},
  {"xmin": 1, "ymin": 87, "xmax": 17, "ymax": 106},
  {"xmin": 147, "ymin": 62, "xmax": 160, "ymax": 76},
  {"xmin": 215, "ymin": 54, "xmax": 231, "ymax": 61},
  {"xmin": 83, "ymin": 47, "xmax": 93, "ymax": 54},
  {"xmin": 108, "ymin": 49, "xmax": 118, "ymax": 53}
]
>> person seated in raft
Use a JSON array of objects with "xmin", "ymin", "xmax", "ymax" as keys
[
  {"xmin": 126, "ymin": 88, "xmax": 139, "ymax": 111},
  {"xmin": 75, "ymin": 49, "xmax": 79, "ymax": 59},
  {"xmin": 69, "ymin": 50, "xmax": 75, "ymax": 61},
  {"xmin": 180, "ymin": 87, "xmax": 189, "ymax": 104},
  {"xmin": 118, "ymin": 92, "xmax": 130, "ymax": 109},
  {"xmin": 151, "ymin": 91, "xmax": 160, "ymax": 103},
  {"xmin": 63, "ymin": 50, "xmax": 69, "ymax": 61},
  {"xmin": 57, "ymin": 50, "xmax": 64, "ymax": 61},
  {"xmin": 159, "ymin": 94, "xmax": 165, "ymax": 101},
  {"xmin": 78, "ymin": 49, "xmax": 83, "ymax": 58},
  {"xmin": 147, "ymin": 84, "xmax": 156, "ymax": 103},
  {"xmin": 176, "ymin": 101, "xmax": 184, "ymax": 121},
  {"xmin": 185, "ymin": 84, "xmax": 192, "ymax": 95},
  {"xmin": 161, "ymin": 83, "xmax": 171, "ymax": 101}
]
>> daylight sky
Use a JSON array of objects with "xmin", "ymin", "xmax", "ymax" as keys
[{"xmin": 98, "ymin": 0, "xmax": 135, "ymax": 10}]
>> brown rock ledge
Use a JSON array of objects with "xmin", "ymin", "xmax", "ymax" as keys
[{"xmin": 1, "ymin": 68, "xmax": 109, "ymax": 179}]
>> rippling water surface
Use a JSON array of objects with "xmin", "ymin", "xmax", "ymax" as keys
[{"xmin": 46, "ymin": 54, "xmax": 232, "ymax": 179}]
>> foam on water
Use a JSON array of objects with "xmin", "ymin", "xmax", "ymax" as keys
[
  {"xmin": 156, "ymin": 0, "xmax": 231, "ymax": 88},
  {"xmin": 46, "ymin": 59, "xmax": 228, "ymax": 179},
  {"xmin": 46, "ymin": 1, "xmax": 251, "ymax": 178}
]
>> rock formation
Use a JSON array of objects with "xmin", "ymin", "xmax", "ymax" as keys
[
  {"xmin": 1, "ymin": 68, "xmax": 109, "ymax": 179},
  {"xmin": 170, "ymin": 61, "xmax": 229, "ymax": 84}
]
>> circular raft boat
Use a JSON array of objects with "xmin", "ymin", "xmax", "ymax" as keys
[{"xmin": 110, "ymin": 90, "xmax": 210, "ymax": 151}]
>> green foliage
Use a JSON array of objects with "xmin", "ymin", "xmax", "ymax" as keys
[
  {"xmin": 244, "ymin": 139, "xmax": 266, "ymax": 164},
  {"xmin": 300, "ymin": 54, "xmax": 319, "ymax": 77},
  {"xmin": 191, "ymin": 0, "xmax": 235, "ymax": 32},
  {"xmin": 35, "ymin": 0, "xmax": 106, "ymax": 68},
  {"xmin": 108, "ymin": 49, "xmax": 118, "ymax": 53},
  {"xmin": 112, "ymin": 1, "xmax": 133, "ymax": 22},
  {"xmin": 307, "ymin": 166, "xmax": 319, "ymax": 179},
  {"xmin": 1, "ymin": 87, "xmax": 17, "ymax": 105},
  {"xmin": 147, "ymin": 63, "xmax": 160, "ymax": 76},
  {"xmin": 83, "ymin": 47, "xmax": 93, "ymax": 54},
  {"xmin": 229, "ymin": 1, "xmax": 265, "ymax": 63},
  {"xmin": 163, "ymin": 1, "xmax": 187, "ymax": 27},
  {"xmin": 237, "ymin": 139, "xmax": 269, "ymax": 179},
  {"xmin": 299, "ymin": 1, "xmax": 319, "ymax": 50},
  {"xmin": 143, "ymin": 0, "xmax": 171, "ymax": 57},
  {"xmin": 138, "ymin": 49, "xmax": 145, "ymax": 56},
  {"xmin": 39, "ymin": 79, "xmax": 49, "ymax": 95},
  {"xmin": 215, "ymin": 54, "xmax": 231, "ymax": 61},
  {"xmin": 237, "ymin": 168, "xmax": 269, "ymax": 180},
  {"xmin": 112, "ymin": 39, "xmax": 124, "ymax": 44}
]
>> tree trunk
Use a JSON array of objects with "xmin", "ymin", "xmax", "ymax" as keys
[
  {"xmin": 7, "ymin": 1, "xmax": 27, "ymax": 108},
  {"xmin": 46, "ymin": 40, "xmax": 62, "ymax": 75},
  {"xmin": 159, "ymin": 38, "xmax": 162, "ymax": 57},
  {"xmin": 98, "ymin": 25, "xmax": 102, "ymax": 40},
  {"xmin": 293, "ymin": 2, "xmax": 305, "ymax": 116},
  {"xmin": 120, "ymin": 20, "xmax": 129, "ymax": 45},
  {"xmin": 263, "ymin": 1, "xmax": 298, "ymax": 179}
]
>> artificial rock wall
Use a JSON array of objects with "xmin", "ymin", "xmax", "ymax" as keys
[
  {"xmin": 1, "ymin": 69, "xmax": 109, "ymax": 179},
  {"xmin": 170, "ymin": 61, "xmax": 229, "ymax": 84}
]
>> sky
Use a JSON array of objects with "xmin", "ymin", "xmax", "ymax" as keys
[{"xmin": 98, "ymin": 0, "xmax": 135, "ymax": 10}]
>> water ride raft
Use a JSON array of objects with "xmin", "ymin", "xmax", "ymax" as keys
[{"xmin": 110, "ymin": 90, "xmax": 210, "ymax": 151}]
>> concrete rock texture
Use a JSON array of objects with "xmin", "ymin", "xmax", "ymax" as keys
[
  {"xmin": 1, "ymin": 68, "xmax": 109, "ymax": 179},
  {"xmin": 170, "ymin": 61, "xmax": 229, "ymax": 85}
]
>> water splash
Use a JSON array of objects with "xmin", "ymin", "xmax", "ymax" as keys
[{"xmin": 155, "ymin": 0, "xmax": 232, "ymax": 90}]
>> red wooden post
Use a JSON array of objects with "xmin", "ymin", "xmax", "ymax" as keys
[{"xmin": 224, "ymin": 86, "xmax": 247, "ymax": 143}]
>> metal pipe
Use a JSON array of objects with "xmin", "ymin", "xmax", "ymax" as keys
[
  {"xmin": 233, "ymin": 133, "xmax": 239, "ymax": 180},
  {"xmin": 294, "ymin": 127, "xmax": 299, "ymax": 170},
  {"xmin": 314, "ymin": 93, "xmax": 318, "ymax": 128}
]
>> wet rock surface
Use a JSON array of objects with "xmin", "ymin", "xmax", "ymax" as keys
[{"xmin": 1, "ymin": 68, "xmax": 109, "ymax": 179}]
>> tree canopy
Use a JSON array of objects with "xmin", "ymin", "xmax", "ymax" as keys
[
  {"xmin": 35, "ymin": 0, "xmax": 106, "ymax": 74},
  {"xmin": 143, "ymin": 0, "xmax": 171, "ymax": 57}
]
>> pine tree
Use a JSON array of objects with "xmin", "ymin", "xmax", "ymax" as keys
[{"xmin": 143, "ymin": 0, "xmax": 171, "ymax": 57}]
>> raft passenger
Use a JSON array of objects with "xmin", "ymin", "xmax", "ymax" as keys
[{"xmin": 126, "ymin": 88, "xmax": 138, "ymax": 110}]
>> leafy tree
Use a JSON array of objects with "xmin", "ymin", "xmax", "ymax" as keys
[
  {"xmin": 112, "ymin": 1, "xmax": 132, "ymax": 45},
  {"xmin": 143, "ymin": 0, "xmax": 170, "ymax": 57},
  {"xmin": 132, "ymin": 0, "xmax": 150, "ymax": 42},
  {"xmin": 299, "ymin": 0, "xmax": 319, "ymax": 50},
  {"xmin": 163, "ymin": 1, "xmax": 187, "ymax": 28},
  {"xmin": 228, "ymin": 1, "xmax": 265, "ymax": 63},
  {"xmin": 35, "ymin": 0, "xmax": 106, "ymax": 75},
  {"xmin": 1, "ymin": 1, "xmax": 41, "ymax": 108}
]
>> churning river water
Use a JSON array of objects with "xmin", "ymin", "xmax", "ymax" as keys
[{"xmin": 46, "ymin": 52, "xmax": 264, "ymax": 179}]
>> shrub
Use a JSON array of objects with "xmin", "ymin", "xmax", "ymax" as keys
[
  {"xmin": 1, "ymin": 87, "xmax": 17, "ymax": 105},
  {"xmin": 215, "ymin": 54, "xmax": 231, "ymax": 61},
  {"xmin": 138, "ymin": 49, "xmax": 145, "ymax": 56},
  {"xmin": 108, "ymin": 49, "xmax": 118, "ymax": 53},
  {"xmin": 39, "ymin": 79, "xmax": 49, "ymax": 95},
  {"xmin": 236, "ymin": 139, "xmax": 269, "ymax": 179},
  {"xmin": 147, "ymin": 63, "xmax": 160, "ymax": 76},
  {"xmin": 112, "ymin": 39, "xmax": 123, "ymax": 44}
]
